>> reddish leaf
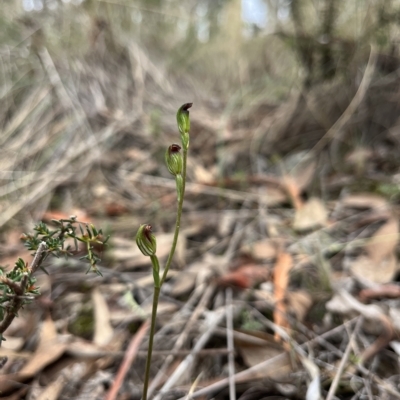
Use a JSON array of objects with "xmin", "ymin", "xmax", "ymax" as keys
[
  {"xmin": 273, "ymin": 252, "xmax": 293, "ymax": 341},
  {"xmin": 216, "ymin": 264, "xmax": 270, "ymax": 289}
]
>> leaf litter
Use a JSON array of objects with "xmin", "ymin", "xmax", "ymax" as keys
[
  {"xmin": 2, "ymin": 21, "xmax": 400, "ymax": 400},
  {"xmin": 3, "ymin": 122, "xmax": 400, "ymax": 399}
]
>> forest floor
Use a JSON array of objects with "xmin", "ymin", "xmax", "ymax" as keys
[{"xmin": 1, "ymin": 40, "xmax": 400, "ymax": 400}]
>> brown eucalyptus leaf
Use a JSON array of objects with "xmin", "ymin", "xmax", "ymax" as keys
[
  {"xmin": 293, "ymin": 198, "xmax": 328, "ymax": 232},
  {"xmin": 238, "ymin": 344, "xmax": 292, "ymax": 380},
  {"xmin": 365, "ymin": 217, "xmax": 398, "ymax": 263},
  {"xmin": 348, "ymin": 253, "xmax": 398, "ymax": 284},
  {"xmin": 92, "ymin": 287, "xmax": 114, "ymax": 346},
  {"xmin": 347, "ymin": 217, "xmax": 399, "ymax": 284},
  {"xmin": 242, "ymin": 239, "xmax": 277, "ymax": 260},
  {"xmin": 287, "ymin": 290, "xmax": 313, "ymax": 322}
]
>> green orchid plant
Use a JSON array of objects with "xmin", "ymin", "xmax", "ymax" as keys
[{"xmin": 136, "ymin": 103, "xmax": 192, "ymax": 400}]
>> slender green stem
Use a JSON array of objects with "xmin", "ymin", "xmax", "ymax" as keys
[
  {"xmin": 142, "ymin": 255, "xmax": 161, "ymax": 400},
  {"xmin": 150, "ymin": 255, "xmax": 161, "ymax": 289},
  {"xmin": 160, "ymin": 148, "xmax": 187, "ymax": 286},
  {"xmin": 142, "ymin": 144, "xmax": 187, "ymax": 399},
  {"xmin": 142, "ymin": 287, "xmax": 160, "ymax": 400}
]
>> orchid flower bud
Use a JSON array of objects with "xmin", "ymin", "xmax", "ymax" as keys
[
  {"xmin": 136, "ymin": 224, "xmax": 156, "ymax": 257},
  {"xmin": 176, "ymin": 103, "xmax": 192, "ymax": 150},
  {"xmin": 165, "ymin": 144, "xmax": 183, "ymax": 176}
]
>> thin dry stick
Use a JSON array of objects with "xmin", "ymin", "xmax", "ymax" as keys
[
  {"xmin": 185, "ymin": 373, "xmax": 203, "ymax": 400},
  {"xmin": 214, "ymin": 327, "xmax": 279, "ymax": 347},
  {"xmin": 39, "ymin": 46, "xmax": 100, "ymax": 150},
  {"xmin": 179, "ymin": 319, "xmax": 360, "ymax": 400},
  {"xmin": 363, "ymin": 378, "xmax": 374, "ymax": 400},
  {"xmin": 257, "ymin": 303, "xmax": 397, "ymax": 399},
  {"xmin": 290, "ymin": 44, "xmax": 377, "ymax": 175},
  {"xmin": 357, "ymin": 363, "xmax": 400, "ymax": 399},
  {"xmin": 0, "ymin": 118, "xmax": 133, "ymax": 228},
  {"xmin": 105, "ymin": 321, "xmax": 149, "ymax": 400},
  {"xmin": 151, "ymin": 282, "xmax": 211, "ymax": 340},
  {"xmin": 224, "ymin": 198, "xmax": 252, "ymax": 264},
  {"xmin": 249, "ymin": 304, "xmax": 345, "ymax": 358},
  {"xmin": 311, "ymin": 46, "xmax": 376, "ymax": 152},
  {"xmin": 0, "ymin": 87, "xmax": 50, "ymax": 146},
  {"xmin": 326, "ymin": 317, "xmax": 363, "ymax": 400},
  {"xmin": 292, "ymin": 312, "xmax": 399, "ymax": 400},
  {"xmin": 334, "ymin": 290, "xmax": 394, "ymax": 364},
  {"xmin": 184, "ymin": 310, "xmax": 400, "ymax": 400},
  {"xmin": 126, "ymin": 172, "xmax": 273, "ymax": 205},
  {"xmin": 148, "ymin": 284, "xmax": 215, "ymax": 398},
  {"xmin": 154, "ymin": 307, "xmax": 227, "ymax": 400},
  {"xmin": 226, "ymin": 287, "xmax": 236, "ymax": 400},
  {"xmin": 66, "ymin": 347, "xmax": 230, "ymax": 359}
]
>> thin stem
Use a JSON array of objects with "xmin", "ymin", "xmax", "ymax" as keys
[
  {"xmin": 0, "ymin": 275, "xmax": 27, "ymax": 340},
  {"xmin": 150, "ymin": 255, "xmax": 161, "ymax": 289},
  {"xmin": 160, "ymin": 148, "xmax": 187, "ymax": 286},
  {"xmin": 142, "ymin": 285, "xmax": 160, "ymax": 400},
  {"xmin": 0, "ymin": 242, "xmax": 47, "ymax": 343},
  {"xmin": 142, "ymin": 142, "xmax": 188, "ymax": 399}
]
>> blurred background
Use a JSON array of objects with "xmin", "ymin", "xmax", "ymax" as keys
[{"xmin": 2, "ymin": 0, "xmax": 400, "ymax": 226}]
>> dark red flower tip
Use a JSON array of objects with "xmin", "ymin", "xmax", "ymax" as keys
[
  {"xmin": 144, "ymin": 225, "xmax": 153, "ymax": 241},
  {"xmin": 182, "ymin": 103, "xmax": 193, "ymax": 112},
  {"xmin": 169, "ymin": 144, "xmax": 181, "ymax": 153}
]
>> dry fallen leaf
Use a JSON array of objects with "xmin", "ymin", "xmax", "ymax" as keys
[
  {"xmin": 216, "ymin": 263, "xmax": 270, "ymax": 289},
  {"xmin": 287, "ymin": 290, "xmax": 313, "ymax": 322},
  {"xmin": 347, "ymin": 253, "xmax": 398, "ymax": 284},
  {"xmin": 169, "ymin": 262, "xmax": 203, "ymax": 297},
  {"xmin": 258, "ymin": 185, "xmax": 288, "ymax": 206},
  {"xmin": 0, "ymin": 317, "xmax": 68, "ymax": 394},
  {"xmin": 92, "ymin": 287, "xmax": 114, "ymax": 346},
  {"xmin": 365, "ymin": 217, "xmax": 398, "ymax": 263},
  {"xmin": 347, "ymin": 217, "xmax": 399, "ymax": 284},
  {"xmin": 238, "ymin": 342, "xmax": 293, "ymax": 380},
  {"xmin": 241, "ymin": 239, "xmax": 277, "ymax": 260},
  {"xmin": 273, "ymin": 252, "xmax": 293, "ymax": 341},
  {"xmin": 0, "ymin": 336, "xmax": 24, "ymax": 352},
  {"xmin": 191, "ymin": 159, "xmax": 215, "ymax": 184},
  {"xmin": 36, "ymin": 371, "xmax": 67, "ymax": 400},
  {"xmin": 293, "ymin": 198, "xmax": 328, "ymax": 232}
]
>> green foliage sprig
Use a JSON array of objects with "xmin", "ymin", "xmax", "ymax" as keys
[{"xmin": 0, "ymin": 217, "xmax": 109, "ymax": 343}]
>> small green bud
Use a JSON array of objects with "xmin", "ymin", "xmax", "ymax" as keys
[
  {"xmin": 136, "ymin": 224, "xmax": 157, "ymax": 256},
  {"xmin": 176, "ymin": 103, "xmax": 192, "ymax": 150},
  {"xmin": 165, "ymin": 144, "xmax": 183, "ymax": 176}
]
